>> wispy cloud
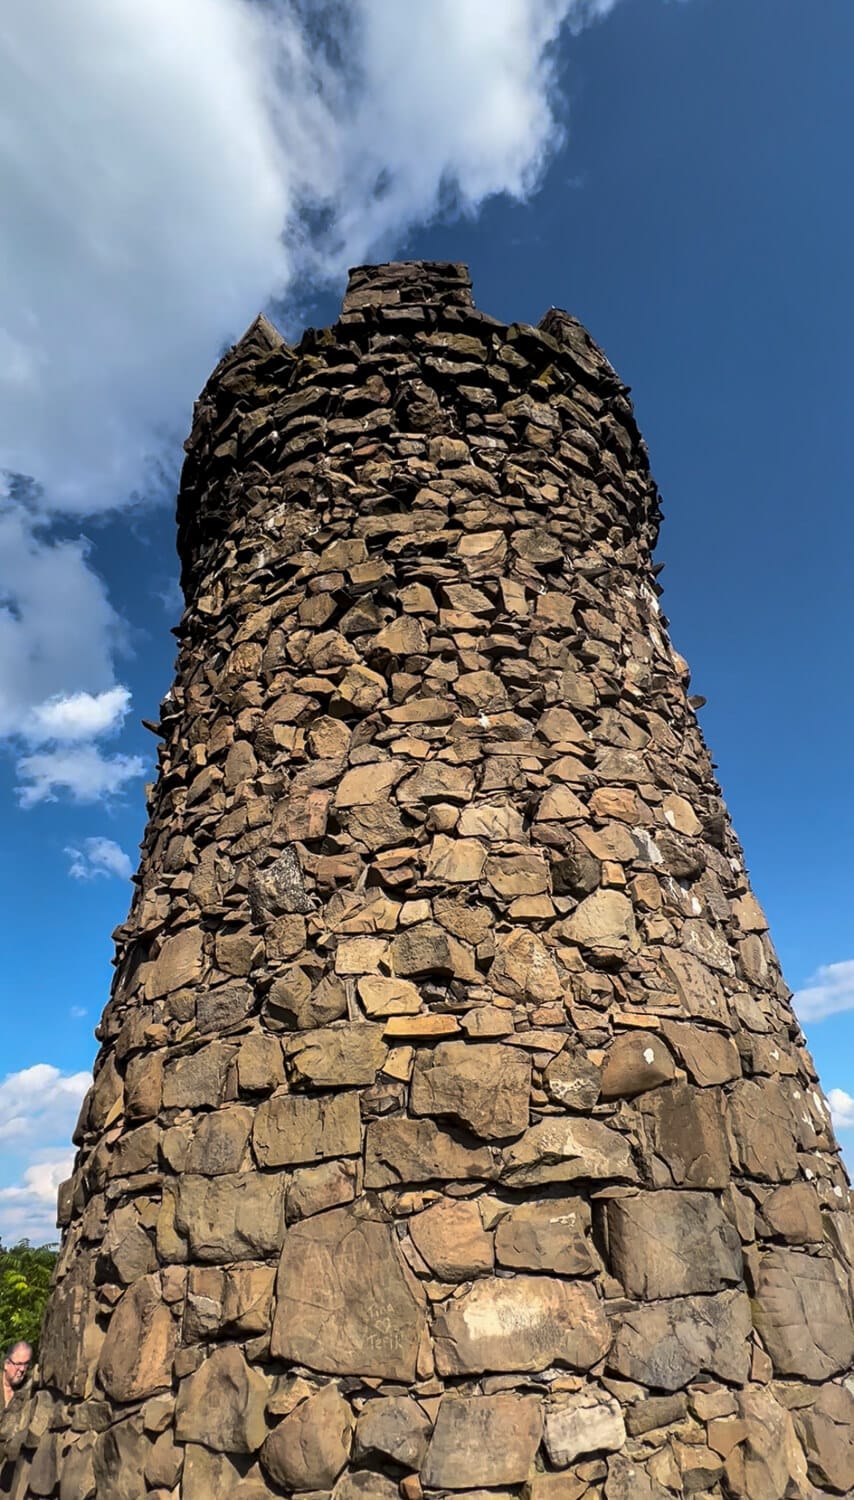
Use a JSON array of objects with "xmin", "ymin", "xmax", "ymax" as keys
[
  {"xmin": 828, "ymin": 1088, "xmax": 854, "ymax": 1132},
  {"xmin": 17, "ymin": 745, "xmax": 145, "ymax": 808},
  {"xmin": 793, "ymin": 960, "xmax": 854, "ymax": 1023},
  {"xmin": 66, "ymin": 836, "xmax": 133, "ymax": 881},
  {"xmin": 0, "ymin": 1065, "xmax": 90, "ymax": 1243}
]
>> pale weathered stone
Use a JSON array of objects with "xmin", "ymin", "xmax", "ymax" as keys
[
  {"xmin": 144, "ymin": 928, "xmax": 204, "ymax": 998},
  {"xmin": 543, "ymin": 1392, "xmax": 626, "ymax": 1467},
  {"xmin": 501, "ymin": 1117, "xmax": 636, "ymax": 1187},
  {"xmin": 458, "ymin": 800, "xmax": 525, "ymax": 841},
  {"xmin": 564, "ymin": 890, "xmax": 637, "ymax": 954},
  {"xmin": 758, "ymin": 1181, "xmax": 824, "ymax": 1244},
  {"xmin": 485, "ymin": 852, "xmax": 550, "ymax": 898},
  {"xmin": 490, "ymin": 929, "xmax": 563, "ymax": 1003},
  {"xmin": 433, "ymin": 1275, "xmax": 610, "ymax": 1375},
  {"xmin": 358, "ymin": 975, "xmax": 423, "ymax": 1016},
  {"xmin": 182, "ymin": 1444, "xmax": 269, "ymax": 1500},
  {"xmin": 525, "ymin": 1473, "xmax": 587, "ymax": 1500},
  {"xmin": 287, "ymin": 1158, "xmax": 359, "ymax": 1221},
  {"xmin": 272, "ymin": 1205, "xmax": 428, "ymax": 1380},
  {"xmin": 425, "ymin": 835, "xmax": 488, "ymax": 883}
]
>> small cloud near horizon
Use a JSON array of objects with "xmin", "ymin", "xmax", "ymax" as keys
[
  {"xmin": 793, "ymin": 959, "xmax": 854, "ymax": 1023},
  {"xmin": 828, "ymin": 1088, "xmax": 854, "ymax": 1132},
  {"xmin": 66, "ymin": 836, "xmax": 133, "ymax": 881}
]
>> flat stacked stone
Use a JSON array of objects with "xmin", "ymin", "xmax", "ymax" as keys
[{"xmin": 3, "ymin": 261, "xmax": 853, "ymax": 1499}]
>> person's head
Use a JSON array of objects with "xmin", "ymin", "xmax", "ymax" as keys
[{"xmin": 3, "ymin": 1342, "xmax": 32, "ymax": 1390}]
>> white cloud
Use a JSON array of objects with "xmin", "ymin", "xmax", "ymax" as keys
[
  {"xmin": 0, "ymin": 1157, "xmax": 75, "ymax": 1246},
  {"xmin": 66, "ymin": 836, "xmax": 133, "ymax": 880},
  {"xmin": 16, "ymin": 745, "xmax": 145, "ymax": 808},
  {"xmin": 0, "ymin": 1065, "xmax": 90, "ymax": 1242},
  {"xmin": 793, "ymin": 960, "xmax": 854, "ymax": 1023},
  {"xmin": 0, "ymin": 1065, "xmax": 91, "ymax": 1146},
  {"xmin": 0, "ymin": 0, "xmax": 620, "ymax": 513},
  {"xmin": 27, "ymin": 686, "xmax": 130, "ymax": 744},
  {"xmin": 0, "ymin": 492, "xmax": 123, "ymax": 738},
  {"xmin": 0, "ymin": 488, "xmax": 144, "ymax": 804},
  {"xmin": 828, "ymin": 1088, "xmax": 854, "ymax": 1132}
]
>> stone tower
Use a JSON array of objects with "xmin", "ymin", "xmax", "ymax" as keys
[{"xmin": 3, "ymin": 261, "xmax": 853, "ymax": 1500}]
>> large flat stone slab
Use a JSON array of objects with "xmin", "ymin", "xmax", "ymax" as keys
[
  {"xmin": 604, "ymin": 1191, "xmax": 743, "ymax": 1297},
  {"xmin": 422, "ymin": 1395, "xmax": 542, "ymax": 1489},
  {"xmin": 271, "ymin": 1205, "xmax": 428, "ymax": 1380},
  {"xmin": 608, "ymin": 1290, "xmax": 752, "ymax": 1390},
  {"xmin": 433, "ymin": 1275, "xmax": 610, "ymax": 1375}
]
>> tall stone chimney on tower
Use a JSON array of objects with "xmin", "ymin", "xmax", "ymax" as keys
[{"xmin": 3, "ymin": 261, "xmax": 853, "ymax": 1499}]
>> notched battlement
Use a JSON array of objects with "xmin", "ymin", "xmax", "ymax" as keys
[{"xmin": 176, "ymin": 261, "xmax": 659, "ymax": 604}]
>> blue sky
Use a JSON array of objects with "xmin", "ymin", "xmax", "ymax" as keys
[{"xmin": 1, "ymin": 0, "xmax": 852, "ymax": 1241}]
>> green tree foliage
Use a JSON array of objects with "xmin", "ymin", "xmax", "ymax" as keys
[{"xmin": 0, "ymin": 1242, "xmax": 57, "ymax": 1355}]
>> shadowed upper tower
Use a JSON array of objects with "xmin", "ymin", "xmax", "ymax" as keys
[{"xmin": 3, "ymin": 262, "xmax": 853, "ymax": 1499}]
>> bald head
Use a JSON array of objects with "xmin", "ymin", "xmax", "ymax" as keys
[{"xmin": 4, "ymin": 1342, "xmax": 32, "ymax": 1392}]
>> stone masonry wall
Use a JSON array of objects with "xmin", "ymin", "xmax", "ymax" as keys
[{"xmin": 3, "ymin": 260, "xmax": 853, "ymax": 1499}]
